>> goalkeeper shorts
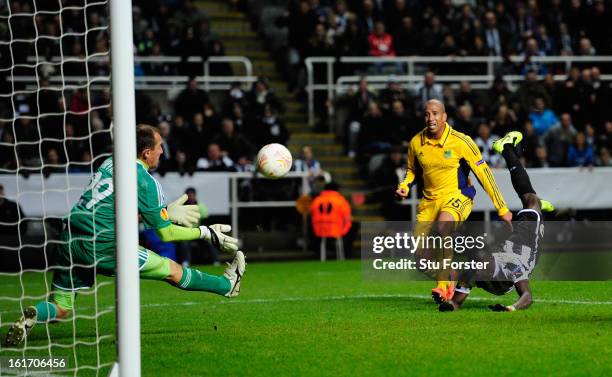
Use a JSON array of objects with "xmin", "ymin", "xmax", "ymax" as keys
[{"xmin": 52, "ymin": 230, "xmax": 172, "ymax": 291}]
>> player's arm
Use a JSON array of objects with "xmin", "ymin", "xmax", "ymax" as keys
[
  {"xmin": 138, "ymin": 176, "xmax": 238, "ymax": 252},
  {"xmin": 396, "ymin": 140, "xmax": 417, "ymax": 198},
  {"xmin": 155, "ymin": 223, "xmax": 238, "ymax": 252},
  {"xmin": 489, "ymin": 280, "xmax": 532, "ymax": 312},
  {"xmin": 460, "ymin": 136, "xmax": 510, "ymax": 218}
]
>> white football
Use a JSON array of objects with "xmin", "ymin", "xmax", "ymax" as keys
[{"xmin": 256, "ymin": 143, "xmax": 293, "ymax": 179}]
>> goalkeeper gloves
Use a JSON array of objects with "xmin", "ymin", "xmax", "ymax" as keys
[
  {"xmin": 167, "ymin": 194, "xmax": 201, "ymax": 228},
  {"xmin": 488, "ymin": 303, "xmax": 516, "ymax": 312},
  {"xmin": 200, "ymin": 224, "xmax": 239, "ymax": 253}
]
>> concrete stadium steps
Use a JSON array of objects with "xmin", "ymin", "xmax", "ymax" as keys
[{"xmin": 196, "ymin": 0, "xmax": 385, "ymax": 253}]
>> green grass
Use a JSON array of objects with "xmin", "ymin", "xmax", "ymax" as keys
[{"xmin": 1, "ymin": 260, "xmax": 611, "ymax": 376}]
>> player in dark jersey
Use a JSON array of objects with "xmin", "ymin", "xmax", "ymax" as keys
[{"xmin": 439, "ymin": 131, "xmax": 554, "ymax": 312}]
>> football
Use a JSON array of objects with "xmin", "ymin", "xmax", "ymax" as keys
[{"xmin": 256, "ymin": 143, "xmax": 293, "ymax": 179}]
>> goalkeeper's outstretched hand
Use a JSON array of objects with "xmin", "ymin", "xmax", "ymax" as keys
[
  {"xmin": 167, "ymin": 194, "xmax": 201, "ymax": 227},
  {"xmin": 200, "ymin": 224, "xmax": 239, "ymax": 253},
  {"xmin": 488, "ymin": 303, "xmax": 515, "ymax": 312}
]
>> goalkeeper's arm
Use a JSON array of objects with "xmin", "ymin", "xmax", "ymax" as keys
[{"xmin": 156, "ymin": 223, "xmax": 239, "ymax": 253}]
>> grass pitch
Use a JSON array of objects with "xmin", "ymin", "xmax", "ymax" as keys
[{"xmin": 1, "ymin": 260, "xmax": 611, "ymax": 376}]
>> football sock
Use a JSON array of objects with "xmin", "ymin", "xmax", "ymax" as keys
[
  {"xmin": 177, "ymin": 266, "xmax": 231, "ymax": 296},
  {"xmin": 502, "ymin": 144, "xmax": 535, "ymax": 196},
  {"xmin": 34, "ymin": 301, "xmax": 58, "ymax": 322}
]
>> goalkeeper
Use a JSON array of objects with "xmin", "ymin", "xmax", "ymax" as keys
[{"xmin": 4, "ymin": 125, "xmax": 245, "ymax": 347}]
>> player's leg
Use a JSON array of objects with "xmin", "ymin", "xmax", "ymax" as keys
[
  {"xmin": 493, "ymin": 131, "xmax": 553, "ymax": 212},
  {"xmin": 139, "ymin": 247, "xmax": 245, "ymax": 297},
  {"xmin": 432, "ymin": 194, "xmax": 474, "ymax": 303}
]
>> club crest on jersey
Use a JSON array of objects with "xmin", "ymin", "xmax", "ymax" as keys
[
  {"xmin": 443, "ymin": 150, "xmax": 452, "ymax": 158},
  {"xmin": 160, "ymin": 208, "xmax": 169, "ymax": 221}
]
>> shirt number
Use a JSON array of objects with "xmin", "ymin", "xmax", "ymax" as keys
[{"xmin": 84, "ymin": 172, "xmax": 114, "ymax": 209}]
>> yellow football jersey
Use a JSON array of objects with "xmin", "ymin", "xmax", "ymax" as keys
[{"xmin": 401, "ymin": 123, "xmax": 509, "ymax": 216}]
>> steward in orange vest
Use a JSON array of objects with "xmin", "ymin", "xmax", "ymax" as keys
[{"xmin": 310, "ymin": 182, "xmax": 352, "ymax": 238}]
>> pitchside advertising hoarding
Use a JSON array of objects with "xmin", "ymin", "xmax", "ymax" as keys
[{"xmin": 361, "ymin": 221, "xmax": 612, "ymax": 282}]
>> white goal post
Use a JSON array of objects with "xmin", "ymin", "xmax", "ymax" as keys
[{"xmin": 109, "ymin": 0, "xmax": 140, "ymax": 376}]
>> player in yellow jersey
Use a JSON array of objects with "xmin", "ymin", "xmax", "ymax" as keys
[{"xmin": 395, "ymin": 99, "xmax": 512, "ymax": 303}]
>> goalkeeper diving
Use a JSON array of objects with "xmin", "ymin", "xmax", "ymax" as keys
[
  {"xmin": 439, "ymin": 131, "xmax": 554, "ymax": 312},
  {"xmin": 4, "ymin": 124, "xmax": 246, "ymax": 347}
]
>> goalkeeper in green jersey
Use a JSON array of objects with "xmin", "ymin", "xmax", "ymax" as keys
[{"xmin": 4, "ymin": 124, "xmax": 246, "ymax": 347}]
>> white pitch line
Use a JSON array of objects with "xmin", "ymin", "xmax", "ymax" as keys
[{"xmin": 1, "ymin": 294, "xmax": 611, "ymax": 316}]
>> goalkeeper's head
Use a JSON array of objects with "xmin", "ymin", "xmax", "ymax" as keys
[{"xmin": 137, "ymin": 124, "xmax": 163, "ymax": 169}]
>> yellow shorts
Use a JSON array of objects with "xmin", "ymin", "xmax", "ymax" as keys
[{"xmin": 416, "ymin": 193, "xmax": 473, "ymax": 223}]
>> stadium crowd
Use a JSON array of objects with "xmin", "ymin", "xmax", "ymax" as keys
[
  {"xmin": 1, "ymin": 0, "xmax": 611, "ymax": 180},
  {"xmin": 274, "ymin": 0, "xmax": 612, "ymax": 175}
]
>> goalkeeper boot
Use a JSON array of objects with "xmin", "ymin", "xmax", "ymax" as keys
[
  {"xmin": 224, "ymin": 251, "xmax": 246, "ymax": 298},
  {"xmin": 493, "ymin": 131, "xmax": 523, "ymax": 154},
  {"xmin": 3, "ymin": 306, "xmax": 37, "ymax": 347}
]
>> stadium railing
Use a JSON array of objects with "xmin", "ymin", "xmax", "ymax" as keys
[
  {"xmin": 0, "ymin": 171, "xmax": 309, "ymax": 240},
  {"xmin": 19, "ymin": 55, "xmax": 256, "ymax": 90},
  {"xmin": 305, "ymin": 55, "xmax": 612, "ymax": 126}
]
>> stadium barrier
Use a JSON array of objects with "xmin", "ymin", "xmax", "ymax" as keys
[
  {"xmin": 19, "ymin": 55, "xmax": 256, "ymax": 91},
  {"xmin": 305, "ymin": 55, "xmax": 612, "ymax": 126},
  {"xmin": 0, "ymin": 171, "xmax": 309, "ymax": 239}
]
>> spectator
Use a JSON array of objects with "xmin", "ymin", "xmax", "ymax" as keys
[
  {"xmin": 596, "ymin": 121, "xmax": 612, "ymax": 153},
  {"xmin": 532, "ymin": 145, "xmax": 550, "ymax": 168},
  {"xmin": 378, "ymin": 76, "xmax": 411, "ymax": 111},
  {"xmin": 543, "ymin": 113, "xmax": 577, "ymax": 167},
  {"xmin": 246, "ymin": 78, "xmax": 285, "ymax": 120},
  {"xmin": 222, "ymin": 82, "xmax": 248, "ymax": 117},
  {"xmin": 483, "ymin": 11, "xmax": 505, "ymax": 56},
  {"xmin": 597, "ymin": 148, "xmax": 612, "ymax": 167},
  {"xmin": 422, "ymin": 15, "xmax": 448, "ymax": 55},
  {"xmin": 567, "ymin": 132, "xmax": 595, "ymax": 167},
  {"xmin": 490, "ymin": 104, "xmax": 518, "ymax": 136},
  {"xmin": 358, "ymin": 0, "xmax": 382, "ymax": 34},
  {"xmin": 452, "ymin": 105, "xmax": 475, "ymax": 135},
  {"xmin": 394, "ymin": 16, "xmax": 422, "ymax": 57},
  {"xmin": 304, "ymin": 23, "xmax": 335, "ymax": 60},
  {"xmin": 521, "ymin": 120, "xmax": 540, "ymax": 166},
  {"xmin": 367, "ymin": 21, "xmax": 395, "ymax": 58},
  {"xmin": 385, "ymin": 100, "xmax": 413, "ymax": 146},
  {"xmin": 414, "ymin": 71, "xmax": 443, "ymax": 116},
  {"xmin": 294, "ymin": 145, "xmax": 323, "ymax": 191},
  {"xmin": 212, "ymin": 118, "xmax": 255, "ymax": 162},
  {"xmin": 256, "ymin": 106, "xmax": 289, "ymax": 148},
  {"xmin": 514, "ymin": 70, "xmax": 550, "ymax": 113},
  {"xmin": 358, "ymin": 101, "xmax": 389, "ymax": 154},
  {"xmin": 196, "ymin": 143, "xmax": 236, "ymax": 172},
  {"xmin": 529, "ymin": 97, "xmax": 559, "ymax": 137},
  {"xmin": 474, "ymin": 123, "xmax": 502, "ymax": 168},
  {"xmin": 174, "ymin": 78, "xmax": 210, "ymax": 122}
]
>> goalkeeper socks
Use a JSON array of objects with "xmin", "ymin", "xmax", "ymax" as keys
[
  {"xmin": 34, "ymin": 301, "xmax": 58, "ymax": 323},
  {"xmin": 502, "ymin": 145, "xmax": 535, "ymax": 196},
  {"xmin": 177, "ymin": 266, "xmax": 231, "ymax": 296}
]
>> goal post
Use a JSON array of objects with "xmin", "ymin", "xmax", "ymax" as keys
[{"xmin": 109, "ymin": 0, "xmax": 141, "ymax": 376}]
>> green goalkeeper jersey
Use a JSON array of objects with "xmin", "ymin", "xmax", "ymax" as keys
[{"xmin": 66, "ymin": 157, "xmax": 171, "ymax": 244}]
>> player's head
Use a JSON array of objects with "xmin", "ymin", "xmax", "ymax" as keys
[
  {"xmin": 137, "ymin": 124, "xmax": 163, "ymax": 169},
  {"xmin": 423, "ymin": 99, "xmax": 447, "ymax": 135}
]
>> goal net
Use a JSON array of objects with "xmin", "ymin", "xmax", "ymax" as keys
[{"xmin": 0, "ymin": 0, "xmax": 118, "ymax": 375}]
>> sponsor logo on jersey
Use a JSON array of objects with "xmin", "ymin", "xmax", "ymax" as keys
[
  {"xmin": 443, "ymin": 150, "xmax": 452, "ymax": 158},
  {"xmin": 160, "ymin": 208, "xmax": 169, "ymax": 221},
  {"xmin": 475, "ymin": 159, "xmax": 485, "ymax": 166}
]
